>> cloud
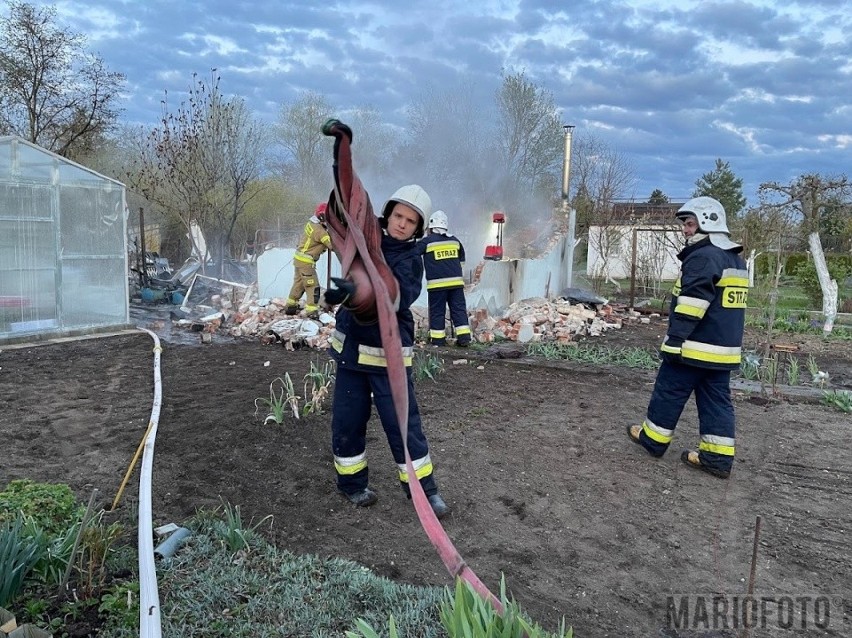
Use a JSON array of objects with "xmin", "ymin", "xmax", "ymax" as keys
[{"xmin": 18, "ymin": 0, "xmax": 852, "ymax": 204}]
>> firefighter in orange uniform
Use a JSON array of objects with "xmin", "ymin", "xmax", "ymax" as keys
[{"xmin": 286, "ymin": 203, "xmax": 331, "ymax": 317}]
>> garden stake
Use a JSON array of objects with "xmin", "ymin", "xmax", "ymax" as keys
[
  {"xmin": 58, "ymin": 487, "xmax": 98, "ymax": 597},
  {"xmin": 110, "ymin": 419, "xmax": 155, "ymax": 511},
  {"xmin": 740, "ymin": 514, "xmax": 762, "ymax": 638}
]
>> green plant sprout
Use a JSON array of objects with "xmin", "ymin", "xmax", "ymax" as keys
[
  {"xmin": 254, "ymin": 374, "xmax": 301, "ymax": 424},
  {"xmin": 303, "ymin": 359, "xmax": 335, "ymax": 416}
]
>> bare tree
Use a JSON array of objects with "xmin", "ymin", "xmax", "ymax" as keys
[
  {"xmin": 571, "ymin": 132, "xmax": 636, "ymax": 233},
  {"xmin": 0, "ymin": 1, "xmax": 125, "ymax": 158},
  {"xmin": 128, "ymin": 72, "xmax": 268, "ymax": 275},
  {"xmin": 495, "ymin": 70, "xmax": 563, "ymax": 202},
  {"xmin": 274, "ymin": 91, "xmax": 334, "ymax": 198},
  {"xmin": 759, "ymin": 174, "xmax": 851, "ymax": 241}
]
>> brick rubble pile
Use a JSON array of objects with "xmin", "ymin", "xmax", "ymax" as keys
[{"xmin": 172, "ymin": 287, "xmax": 658, "ymax": 349}]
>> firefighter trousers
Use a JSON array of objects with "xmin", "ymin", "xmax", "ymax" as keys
[
  {"xmin": 287, "ymin": 260, "xmax": 321, "ymax": 311},
  {"xmin": 331, "ymin": 366, "xmax": 438, "ymax": 496},
  {"xmin": 428, "ymin": 287, "xmax": 470, "ymax": 343},
  {"xmin": 637, "ymin": 358, "xmax": 736, "ymax": 473}
]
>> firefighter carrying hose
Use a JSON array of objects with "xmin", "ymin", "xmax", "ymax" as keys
[
  {"xmin": 627, "ymin": 196, "xmax": 748, "ymax": 479},
  {"xmin": 418, "ymin": 210, "xmax": 471, "ymax": 347},
  {"xmin": 286, "ymin": 203, "xmax": 332, "ymax": 317},
  {"xmin": 324, "ymin": 185, "xmax": 451, "ymax": 518}
]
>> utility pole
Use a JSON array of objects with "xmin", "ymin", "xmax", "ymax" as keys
[{"xmin": 562, "ymin": 124, "xmax": 576, "ymax": 289}]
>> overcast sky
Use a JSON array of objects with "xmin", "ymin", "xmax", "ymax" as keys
[{"xmin": 31, "ymin": 0, "xmax": 852, "ymax": 205}]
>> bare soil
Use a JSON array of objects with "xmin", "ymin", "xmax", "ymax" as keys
[{"xmin": 1, "ymin": 317, "xmax": 851, "ymax": 637}]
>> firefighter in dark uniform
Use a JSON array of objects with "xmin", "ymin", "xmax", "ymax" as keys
[
  {"xmin": 418, "ymin": 210, "xmax": 471, "ymax": 347},
  {"xmin": 286, "ymin": 203, "xmax": 331, "ymax": 317},
  {"xmin": 628, "ymin": 196, "xmax": 748, "ymax": 478},
  {"xmin": 323, "ymin": 185, "xmax": 451, "ymax": 518}
]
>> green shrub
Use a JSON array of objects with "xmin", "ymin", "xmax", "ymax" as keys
[
  {"xmin": 795, "ymin": 258, "xmax": 850, "ymax": 308},
  {"xmin": 784, "ymin": 252, "xmax": 809, "ymax": 277},
  {"xmin": 0, "ymin": 480, "xmax": 82, "ymax": 536}
]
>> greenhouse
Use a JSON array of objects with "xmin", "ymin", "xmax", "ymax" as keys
[{"xmin": 0, "ymin": 136, "xmax": 129, "ymax": 342}]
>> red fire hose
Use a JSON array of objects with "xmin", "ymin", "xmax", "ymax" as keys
[{"xmin": 321, "ymin": 120, "xmax": 501, "ymax": 611}]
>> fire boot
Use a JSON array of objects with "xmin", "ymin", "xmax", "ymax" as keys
[
  {"xmin": 339, "ymin": 487, "xmax": 378, "ymax": 507},
  {"xmin": 428, "ymin": 493, "xmax": 450, "ymax": 519},
  {"xmin": 285, "ymin": 304, "xmax": 300, "ymax": 316}
]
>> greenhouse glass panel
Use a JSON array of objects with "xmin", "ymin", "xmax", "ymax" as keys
[
  {"xmin": 60, "ymin": 185, "xmax": 124, "ymax": 257},
  {"xmin": 61, "ymin": 256, "xmax": 126, "ymax": 327},
  {"xmin": 0, "ymin": 219, "xmax": 58, "ymax": 334},
  {"xmin": 17, "ymin": 143, "xmax": 53, "ymax": 180},
  {"xmin": 0, "ymin": 184, "xmax": 52, "ymax": 220}
]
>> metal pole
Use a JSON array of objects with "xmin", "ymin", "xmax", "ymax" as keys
[
  {"xmin": 562, "ymin": 125, "xmax": 576, "ymax": 290},
  {"xmin": 629, "ymin": 227, "xmax": 638, "ymax": 308},
  {"xmin": 139, "ymin": 207, "xmax": 148, "ymax": 287}
]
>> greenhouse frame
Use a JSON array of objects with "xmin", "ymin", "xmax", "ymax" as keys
[{"xmin": 0, "ymin": 136, "xmax": 129, "ymax": 343}]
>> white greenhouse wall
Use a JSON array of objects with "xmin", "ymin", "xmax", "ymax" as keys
[{"xmin": 0, "ymin": 137, "xmax": 129, "ymax": 342}]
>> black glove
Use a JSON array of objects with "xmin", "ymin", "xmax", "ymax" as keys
[{"xmin": 324, "ymin": 277, "xmax": 356, "ymax": 306}]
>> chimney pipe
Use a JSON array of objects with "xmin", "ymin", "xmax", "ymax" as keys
[
  {"xmin": 561, "ymin": 125, "xmax": 575, "ymax": 203},
  {"xmin": 561, "ymin": 125, "xmax": 576, "ymax": 289}
]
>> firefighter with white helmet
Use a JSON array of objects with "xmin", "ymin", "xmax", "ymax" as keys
[
  {"xmin": 324, "ymin": 184, "xmax": 450, "ymax": 518},
  {"xmin": 628, "ymin": 196, "xmax": 748, "ymax": 478},
  {"xmin": 418, "ymin": 209, "xmax": 471, "ymax": 346},
  {"xmin": 286, "ymin": 202, "xmax": 332, "ymax": 317}
]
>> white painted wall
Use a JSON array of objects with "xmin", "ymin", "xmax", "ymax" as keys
[
  {"xmin": 586, "ymin": 225, "xmax": 681, "ymax": 281},
  {"xmin": 465, "ymin": 234, "xmax": 574, "ymax": 312}
]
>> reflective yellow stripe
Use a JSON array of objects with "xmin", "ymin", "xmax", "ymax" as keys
[
  {"xmin": 674, "ymin": 295, "xmax": 709, "ymax": 318},
  {"xmin": 674, "ymin": 304, "xmax": 706, "ymax": 318},
  {"xmin": 330, "ymin": 331, "xmax": 344, "ymax": 353},
  {"xmin": 672, "ymin": 277, "xmax": 681, "ymax": 296},
  {"xmin": 356, "ymin": 344, "xmax": 414, "ymax": 367},
  {"xmin": 699, "ymin": 439, "xmax": 735, "ymax": 456},
  {"xmin": 455, "ymin": 326, "xmax": 471, "ymax": 336},
  {"xmin": 358, "ymin": 353, "xmax": 413, "ymax": 367},
  {"xmin": 430, "ymin": 329, "xmax": 446, "ymax": 339},
  {"xmin": 642, "ymin": 419, "xmax": 674, "ymax": 444},
  {"xmin": 334, "ymin": 453, "xmax": 367, "ymax": 475},
  {"xmin": 397, "ymin": 455, "xmax": 434, "ymax": 483},
  {"xmin": 426, "ymin": 276, "xmax": 464, "ymax": 290},
  {"xmin": 718, "ymin": 268, "xmax": 749, "ymax": 287},
  {"xmin": 426, "ymin": 241, "xmax": 460, "ymax": 260},
  {"xmin": 681, "ymin": 340, "xmax": 741, "ymax": 364},
  {"xmin": 660, "ymin": 343, "xmax": 681, "ymax": 354},
  {"xmin": 294, "ymin": 252, "xmax": 315, "ymax": 263}
]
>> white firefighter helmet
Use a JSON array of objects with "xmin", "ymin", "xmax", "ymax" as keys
[
  {"xmin": 381, "ymin": 184, "xmax": 432, "ymax": 238},
  {"xmin": 429, "ymin": 210, "xmax": 448, "ymax": 231},
  {"xmin": 677, "ymin": 196, "xmax": 741, "ymax": 250},
  {"xmin": 677, "ymin": 196, "xmax": 729, "ymax": 234}
]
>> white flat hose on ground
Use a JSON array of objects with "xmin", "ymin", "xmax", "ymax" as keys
[{"xmin": 138, "ymin": 328, "xmax": 164, "ymax": 638}]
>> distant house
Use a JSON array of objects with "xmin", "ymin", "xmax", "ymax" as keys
[
  {"xmin": 586, "ymin": 201, "xmax": 685, "ymax": 287},
  {"xmin": 0, "ymin": 136, "xmax": 129, "ymax": 342}
]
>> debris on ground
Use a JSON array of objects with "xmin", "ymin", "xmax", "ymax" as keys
[{"xmin": 166, "ymin": 282, "xmax": 661, "ymax": 350}]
